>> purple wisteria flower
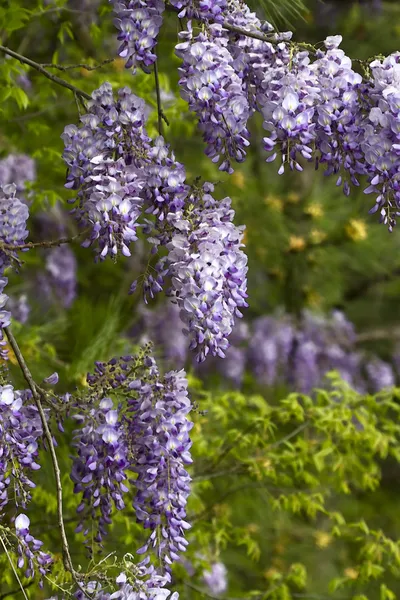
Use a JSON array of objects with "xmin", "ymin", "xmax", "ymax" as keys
[
  {"xmin": 365, "ymin": 358, "xmax": 395, "ymax": 392},
  {"xmin": 44, "ymin": 245, "xmax": 77, "ymax": 308},
  {"xmin": 64, "ymin": 84, "xmax": 248, "ymax": 360},
  {"xmin": 7, "ymin": 293, "xmax": 30, "ymax": 324},
  {"xmin": 245, "ymin": 310, "xmax": 368, "ymax": 394},
  {"xmin": 0, "ymin": 384, "xmax": 43, "ymax": 510},
  {"xmin": 169, "ymin": 0, "xmax": 227, "ymax": 22},
  {"xmin": 360, "ymin": 53, "xmax": 400, "ymax": 230},
  {"xmin": 0, "ymin": 183, "xmax": 30, "ymax": 273},
  {"xmin": 62, "ymin": 84, "xmax": 148, "ymax": 260},
  {"xmin": 0, "ymin": 277, "xmax": 11, "ymax": 359},
  {"xmin": 258, "ymin": 48, "xmax": 320, "ymax": 174},
  {"xmin": 70, "ymin": 352, "xmax": 192, "ymax": 596},
  {"xmin": 202, "ymin": 562, "xmax": 228, "ymax": 595},
  {"xmin": 72, "ymin": 571, "xmax": 179, "ymax": 599},
  {"xmin": 166, "ymin": 183, "xmax": 248, "ymax": 362},
  {"xmin": 111, "ymin": 0, "xmax": 164, "ymax": 72},
  {"xmin": 71, "ymin": 396, "xmax": 129, "ymax": 546},
  {"xmin": 15, "ymin": 513, "xmax": 53, "ymax": 581},
  {"xmin": 128, "ymin": 364, "xmax": 192, "ymax": 585},
  {"xmin": 176, "ymin": 24, "xmax": 251, "ymax": 173},
  {"xmin": 0, "ymin": 154, "xmax": 36, "ymax": 193},
  {"xmin": 312, "ymin": 35, "xmax": 363, "ymax": 196}
]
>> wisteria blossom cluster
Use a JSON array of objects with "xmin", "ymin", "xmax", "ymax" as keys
[
  {"xmin": 165, "ymin": 183, "xmax": 248, "ymax": 362},
  {"xmin": 62, "ymin": 84, "xmax": 146, "ymax": 260},
  {"xmin": 0, "ymin": 183, "xmax": 29, "ymax": 343},
  {"xmin": 15, "ymin": 513, "xmax": 53, "ymax": 582},
  {"xmin": 0, "ymin": 384, "xmax": 43, "ymax": 511},
  {"xmin": 175, "ymin": 23, "xmax": 250, "ymax": 173},
  {"xmin": 202, "ymin": 562, "xmax": 228, "ymax": 595},
  {"xmin": 71, "ymin": 395, "xmax": 129, "ymax": 547},
  {"xmin": 0, "ymin": 153, "xmax": 36, "ymax": 193},
  {"xmin": 0, "ymin": 183, "xmax": 29, "ymax": 273},
  {"xmin": 0, "ymin": 384, "xmax": 52, "ymax": 583},
  {"xmin": 70, "ymin": 351, "xmax": 193, "ymax": 595},
  {"xmin": 109, "ymin": 0, "xmax": 400, "ymax": 229},
  {"xmin": 129, "ymin": 366, "xmax": 192, "ymax": 587},
  {"xmin": 244, "ymin": 311, "xmax": 396, "ymax": 393},
  {"xmin": 62, "ymin": 85, "xmax": 247, "ymax": 361},
  {"xmin": 112, "ymin": 0, "xmax": 165, "ymax": 72},
  {"xmin": 42, "ymin": 245, "xmax": 77, "ymax": 309},
  {"xmin": 138, "ymin": 301, "xmax": 398, "ymax": 394},
  {"xmin": 71, "ymin": 571, "xmax": 179, "ymax": 600}
]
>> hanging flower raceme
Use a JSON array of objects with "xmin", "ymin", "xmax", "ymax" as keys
[
  {"xmin": 111, "ymin": 0, "xmax": 165, "ymax": 72},
  {"xmin": 0, "ymin": 154, "xmax": 36, "ymax": 194},
  {"xmin": 312, "ymin": 35, "xmax": 364, "ymax": 196},
  {"xmin": 165, "ymin": 183, "xmax": 248, "ymax": 362},
  {"xmin": 202, "ymin": 562, "xmax": 228, "ymax": 595},
  {"xmin": 128, "ymin": 363, "xmax": 192, "ymax": 586},
  {"xmin": 175, "ymin": 23, "xmax": 251, "ymax": 173},
  {"xmin": 0, "ymin": 384, "xmax": 43, "ymax": 511},
  {"xmin": 7, "ymin": 293, "xmax": 30, "ymax": 324},
  {"xmin": 0, "ymin": 183, "xmax": 30, "ymax": 273},
  {"xmin": 43, "ymin": 245, "xmax": 77, "ymax": 309},
  {"xmin": 62, "ymin": 83, "xmax": 150, "ymax": 260},
  {"xmin": 71, "ymin": 373, "xmax": 130, "ymax": 547},
  {"xmin": 360, "ymin": 52, "xmax": 400, "ymax": 230},
  {"xmin": 15, "ymin": 514, "xmax": 53, "ymax": 582},
  {"xmin": 224, "ymin": 0, "xmax": 277, "ymax": 111},
  {"xmin": 0, "ymin": 278, "xmax": 11, "ymax": 360},
  {"xmin": 258, "ymin": 47, "xmax": 320, "ymax": 173},
  {"xmin": 70, "ymin": 351, "xmax": 191, "ymax": 597}
]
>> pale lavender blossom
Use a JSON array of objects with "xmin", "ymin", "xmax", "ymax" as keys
[{"xmin": 203, "ymin": 562, "xmax": 228, "ymax": 595}]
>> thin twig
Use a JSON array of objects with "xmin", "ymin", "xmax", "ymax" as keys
[
  {"xmin": 356, "ymin": 326, "xmax": 400, "ymax": 343},
  {"xmin": 3, "ymin": 327, "xmax": 91, "ymax": 599},
  {"xmin": 153, "ymin": 60, "xmax": 170, "ymax": 134},
  {"xmin": 154, "ymin": 60, "xmax": 164, "ymax": 136},
  {"xmin": 40, "ymin": 58, "xmax": 115, "ymax": 71},
  {"xmin": 0, "ymin": 232, "xmax": 82, "ymax": 252},
  {"xmin": 0, "ymin": 45, "xmax": 91, "ymax": 101},
  {"xmin": 267, "ymin": 421, "xmax": 309, "ymax": 449},
  {"xmin": 32, "ymin": 7, "xmax": 91, "ymax": 16}
]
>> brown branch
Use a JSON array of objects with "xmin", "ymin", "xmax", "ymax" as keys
[
  {"xmin": 40, "ymin": 58, "xmax": 115, "ymax": 71},
  {"xmin": 0, "ymin": 233, "xmax": 82, "ymax": 252},
  {"xmin": 153, "ymin": 59, "xmax": 170, "ymax": 136},
  {"xmin": 3, "ymin": 327, "xmax": 91, "ymax": 599},
  {"xmin": 356, "ymin": 326, "xmax": 400, "ymax": 343},
  {"xmin": 0, "ymin": 45, "xmax": 91, "ymax": 101},
  {"xmin": 154, "ymin": 60, "xmax": 164, "ymax": 136}
]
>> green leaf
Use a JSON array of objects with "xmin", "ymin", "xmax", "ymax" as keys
[{"xmin": 11, "ymin": 86, "xmax": 29, "ymax": 110}]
